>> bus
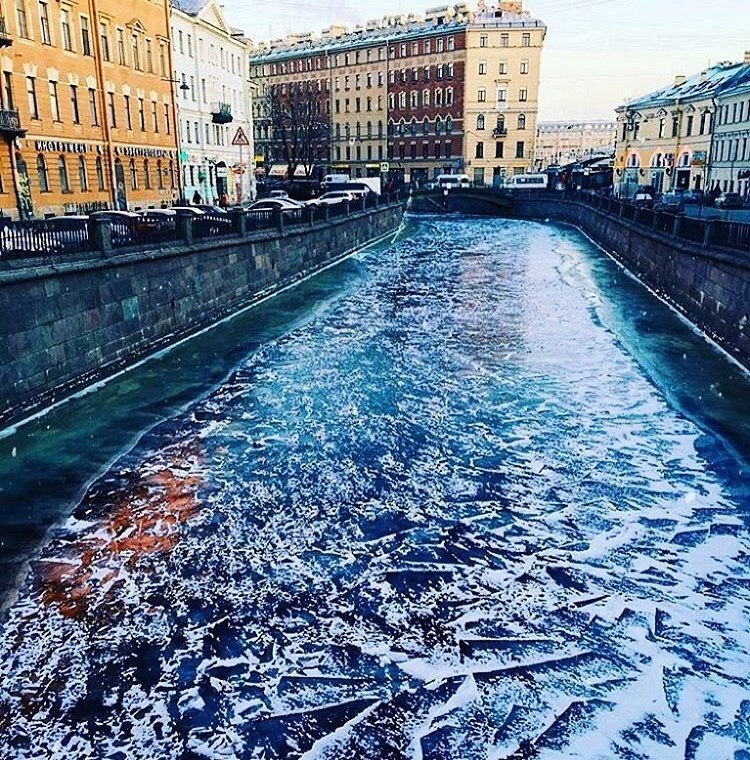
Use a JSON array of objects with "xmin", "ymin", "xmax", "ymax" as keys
[
  {"xmin": 436, "ymin": 174, "xmax": 471, "ymax": 189},
  {"xmin": 504, "ymin": 174, "xmax": 549, "ymax": 190}
]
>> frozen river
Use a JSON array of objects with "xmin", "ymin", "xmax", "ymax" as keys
[{"xmin": 1, "ymin": 215, "xmax": 750, "ymax": 759}]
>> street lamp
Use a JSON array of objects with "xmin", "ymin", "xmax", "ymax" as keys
[{"xmin": 163, "ymin": 78, "xmax": 191, "ymax": 203}]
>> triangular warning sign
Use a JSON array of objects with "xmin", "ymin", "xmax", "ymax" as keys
[{"xmin": 231, "ymin": 127, "xmax": 250, "ymax": 146}]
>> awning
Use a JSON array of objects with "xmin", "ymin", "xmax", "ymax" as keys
[
  {"xmin": 293, "ymin": 164, "xmax": 316, "ymax": 177},
  {"xmin": 267, "ymin": 164, "xmax": 288, "ymax": 177}
]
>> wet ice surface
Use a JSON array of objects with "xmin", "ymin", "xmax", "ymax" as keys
[{"xmin": 2, "ymin": 217, "xmax": 750, "ymax": 759}]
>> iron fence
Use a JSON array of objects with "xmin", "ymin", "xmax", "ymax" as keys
[
  {"xmin": 713, "ymin": 220, "xmax": 750, "ymax": 253},
  {"xmin": 0, "ymin": 217, "xmax": 90, "ymax": 258},
  {"xmin": 193, "ymin": 213, "xmax": 234, "ymax": 241}
]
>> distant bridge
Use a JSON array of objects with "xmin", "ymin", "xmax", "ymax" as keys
[{"xmin": 409, "ymin": 187, "xmax": 514, "ymax": 215}]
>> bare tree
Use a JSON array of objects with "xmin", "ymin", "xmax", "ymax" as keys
[{"xmin": 267, "ymin": 81, "xmax": 330, "ymax": 180}]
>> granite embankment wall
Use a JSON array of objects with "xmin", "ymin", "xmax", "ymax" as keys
[{"xmin": 0, "ymin": 203, "xmax": 403, "ymax": 426}]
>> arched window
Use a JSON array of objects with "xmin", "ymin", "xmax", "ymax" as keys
[
  {"xmin": 476, "ymin": 113, "xmax": 485, "ymax": 130},
  {"xmin": 335, "ymin": 123, "xmax": 341, "ymax": 139},
  {"xmin": 422, "ymin": 117, "xmax": 429, "ymax": 135},
  {"xmin": 678, "ymin": 152, "xmax": 691, "ymax": 167},
  {"xmin": 144, "ymin": 159, "xmax": 151, "ymax": 189},
  {"xmin": 651, "ymin": 153, "xmax": 664, "ymax": 168},
  {"xmin": 78, "ymin": 156, "xmax": 88, "ymax": 191},
  {"xmin": 517, "ymin": 113, "xmax": 526, "ymax": 130},
  {"xmin": 378, "ymin": 120, "xmax": 383, "ymax": 138},
  {"xmin": 446, "ymin": 116, "xmax": 453, "ymax": 134},
  {"xmin": 130, "ymin": 158, "xmax": 137, "ymax": 190},
  {"xmin": 496, "ymin": 114, "xmax": 505, "ymax": 132},
  {"xmin": 157, "ymin": 159, "xmax": 164, "ymax": 189},
  {"xmin": 435, "ymin": 116, "xmax": 443, "ymax": 135},
  {"xmin": 366, "ymin": 121, "xmax": 372, "ymax": 138},
  {"xmin": 169, "ymin": 159, "xmax": 175, "ymax": 188},
  {"xmin": 345, "ymin": 123, "xmax": 351, "ymax": 139},
  {"xmin": 58, "ymin": 155, "xmax": 70, "ymax": 192},
  {"xmin": 356, "ymin": 121, "xmax": 361, "ymax": 138},
  {"xmin": 387, "ymin": 119, "xmax": 394, "ymax": 137},
  {"xmin": 37, "ymin": 154, "xmax": 49, "ymax": 193},
  {"xmin": 627, "ymin": 153, "xmax": 640, "ymax": 168},
  {"xmin": 410, "ymin": 117, "xmax": 417, "ymax": 135},
  {"xmin": 95, "ymin": 156, "xmax": 105, "ymax": 191},
  {"xmin": 398, "ymin": 119, "xmax": 405, "ymax": 136}
]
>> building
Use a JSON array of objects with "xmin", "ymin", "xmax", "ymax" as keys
[
  {"xmin": 709, "ymin": 57, "xmax": 750, "ymax": 197},
  {"xmin": 0, "ymin": 0, "xmax": 179, "ymax": 219},
  {"xmin": 534, "ymin": 120, "xmax": 615, "ymax": 170},
  {"xmin": 170, "ymin": 0, "xmax": 255, "ymax": 204},
  {"xmin": 249, "ymin": 1, "xmax": 546, "ymax": 187},
  {"xmin": 613, "ymin": 59, "xmax": 749, "ymax": 198}
]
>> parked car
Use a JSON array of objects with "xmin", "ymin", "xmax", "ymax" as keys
[
  {"xmin": 632, "ymin": 188, "xmax": 655, "ymax": 208},
  {"xmin": 307, "ymin": 191, "xmax": 356, "ymax": 207},
  {"xmin": 654, "ymin": 192, "xmax": 684, "ymax": 213},
  {"xmin": 89, "ymin": 210, "xmax": 144, "ymax": 245},
  {"xmin": 246, "ymin": 198, "xmax": 304, "ymax": 214},
  {"xmin": 269, "ymin": 190, "xmax": 290, "ymax": 200},
  {"xmin": 715, "ymin": 192, "xmax": 744, "ymax": 210},
  {"xmin": 193, "ymin": 204, "xmax": 228, "ymax": 215},
  {"xmin": 680, "ymin": 189, "xmax": 706, "ymax": 205}
]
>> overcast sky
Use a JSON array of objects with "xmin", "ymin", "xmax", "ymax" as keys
[{"xmin": 223, "ymin": 0, "xmax": 750, "ymax": 120}]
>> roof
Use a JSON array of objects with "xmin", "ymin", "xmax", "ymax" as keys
[
  {"xmin": 626, "ymin": 61, "xmax": 750, "ymax": 110},
  {"xmin": 170, "ymin": 0, "xmax": 209, "ymax": 16}
]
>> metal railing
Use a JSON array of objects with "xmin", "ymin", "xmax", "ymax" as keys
[
  {"xmin": 0, "ymin": 108, "xmax": 22, "ymax": 132},
  {"xmin": 0, "ymin": 17, "xmax": 11, "ymax": 44},
  {"xmin": 192, "ymin": 213, "xmax": 233, "ymax": 241},
  {"xmin": 0, "ymin": 217, "xmax": 90, "ymax": 257}
]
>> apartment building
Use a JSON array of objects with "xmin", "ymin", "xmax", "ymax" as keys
[
  {"xmin": 170, "ymin": 0, "xmax": 255, "ymax": 204},
  {"xmin": 534, "ymin": 119, "xmax": 616, "ymax": 170},
  {"xmin": 709, "ymin": 58, "xmax": 750, "ymax": 197},
  {"xmin": 0, "ymin": 0, "xmax": 179, "ymax": 218},
  {"xmin": 249, "ymin": 2, "xmax": 546, "ymax": 187},
  {"xmin": 614, "ymin": 60, "xmax": 749, "ymax": 198}
]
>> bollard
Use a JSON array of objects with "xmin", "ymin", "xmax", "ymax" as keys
[
  {"xmin": 672, "ymin": 214, "xmax": 682, "ymax": 240},
  {"xmin": 703, "ymin": 219, "xmax": 714, "ymax": 247},
  {"xmin": 176, "ymin": 210, "xmax": 194, "ymax": 245},
  {"xmin": 273, "ymin": 207, "xmax": 284, "ymax": 234},
  {"xmin": 230, "ymin": 208, "xmax": 246, "ymax": 237},
  {"xmin": 343, "ymin": 200, "xmax": 350, "ymax": 217},
  {"xmin": 88, "ymin": 217, "xmax": 112, "ymax": 254}
]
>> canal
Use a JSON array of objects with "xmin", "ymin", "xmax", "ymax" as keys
[{"xmin": 1, "ymin": 215, "xmax": 750, "ymax": 758}]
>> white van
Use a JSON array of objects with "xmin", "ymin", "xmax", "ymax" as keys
[
  {"xmin": 504, "ymin": 173, "xmax": 548, "ymax": 190},
  {"xmin": 321, "ymin": 173, "xmax": 351, "ymax": 188},
  {"xmin": 435, "ymin": 174, "xmax": 471, "ymax": 189}
]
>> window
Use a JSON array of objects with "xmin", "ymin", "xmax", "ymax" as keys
[
  {"xmin": 447, "ymin": 36, "xmax": 455, "ymax": 51},
  {"xmin": 480, "ymin": 34, "xmax": 488, "ymax": 47},
  {"xmin": 48, "ymin": 81, "xmax": 60, "ymax": 121},
  {"xmin": 88, "ymin": 87, "xmax": 98, "ymax": 125},
  {"xmin": 522, "ymin": 33, "xmax": 531, "ymax": 47},
  {"xmin": 123, "ymin": 94, "xmax": 131, "ymax": 129},
  {"xmin": 495, "ymin": 141, "xmax": 504, "ymax": 158},
  {"xmin": 131, "ymin": 33, "xmax": 140, "ymax": 70},
  {"xmin": 159, "ymin": 42, "xmax": 167, "ymax": 77},
  {"xmin": 499, "ymin": 60, "xmax": 507, "ymax": 75},
  {"xmin": 26, "ymin": 76, "xmax": 38, "ymax": 119},
  {"xmin": 37, "ymin": 154, "xmax": 49, "ymax": 192},
  {"xmin": 446, "ymin": 88, "xmax": 453, "ymax": 106},
  {"xmin": 80, "ymin": 15, "xmax": 91, "ymax": 55},
  {"xmin": 129, "ymin": 158, "xmax": 137, "ymax": 190},
  {"xmin": 3, "ymin": 72, "xmax": 13, "ymax": 110},
  {"xmin": 424, "ymin": 39, "xmax": 430, "ymax": 54},
  {"xmin": 39, "ymin": 1, "xmax": 51, "ymax": 44},
  {"xmin": 151, "ymin": 100, "xmax": 158, "ymax": 132},
  {"xmin": 479, "ymin": 60, "xmax": 487, "ymax": 75},
  {"xmin": 60, "ymin": 8, "xmax": 73, "ymax": 51},
  {"xmin": 477, "ymin": 113, "xmax": 485, "ymax": 130},
  {"xmin": 686, "ymin": 114, "xmax": 694, "ymax": 136},
  {"xmin": 15, "ymin": 0, "xmax": 29, "ymax": 39},
  {"xmin": 435, "ymin": 88, "xmax": 443, "ymax": 106},
  {"xmin": 116, "ymin": 28, "xmax": 125, "ymax": 64},
  {"xmin": 446, "ymin": 116, "xmax": 453, "ymax": 134},
  {"xmin": 437, "ymin": 37, "xmax": 444, "ymax": 52},
  {"xmin": 519, "ymin": 88, "xmax": 528, "ymax": 102},
  {"xmin": 58, "ymin": 155, "xmax": 70, "ymax": 192},
  {"xmin": 164, "ymin": 104, "xmax": 170, "ymax": 134},
  {"xmin": 500, "ymin": 33, "xmax": 509, "ymax": 47},
  {"xmin": 437, "ymin": 64, "xmax": 444, "ymax": 80},
  {"xmin": 422, "ymin": 89, "xmax": 430, "ymax": 107},
  {"xmin": 138, "ymin": 97, "xmax": 145, "ymax": 130},
  {"xmin": 435, "ymin": 142, "xmax": 441, "ymax": 159},
  {"xmin": 69, "ymin": 85, "xmax": 79, "ymax": 123},
  {"xmin": 98, "ymin": 21, "xmax": 110, "ymax": 60},
  {"xmin": 658, "ymin": 117, "xmax": 665, "ymax": 139},
  {"xmin": 478, "ymin": 88, "xmax": 486, "ymax": 102},
  {"xmin": 78, "ymin": 156, "xmax": 88, "ymax": 191},
  {"xmin": 107, "ymin": 91, "xmax": 116, "ymax": 127},
  {"xmin": 95, "ymin": 155, "xmax": 104, "ymax": 190},
  {"xmin": 520, "ymin": 59, "xmax": 529, "ymax": 74},
  {"xmin": 672, "ymin": 115, "xmax": 679, "ymax": 138},
  {"xmin": 143, "ymin": 159, "xmax": 151, "ymax": 189},
  {"xmin": 516, "ymin": 140, "xmax": 524, "ymax": 158},
  {"xmin": 475, "ymin": 142, "xmax": 484, "ymax": 158},
  {"xmin": 517, "ymin": 113, "xmax": 526, "ymax": 130},
  {"xmin": 497, "ymin": 87, "xmax": 507, "ymax": 103}
]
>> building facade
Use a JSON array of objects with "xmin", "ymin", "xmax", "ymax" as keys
[
  {"xmin": 614, "ymin": 60, "xmax": 749, "ymax": 198},
  {"xmin": 534, "ymin": 119, "xmax": 615, "ymax": 170},
  {"xmin": 249, "ymin": 1, "xmax": 546, "ymax": 187},
  {"xmin": 709, "ymin": 61, "xmax": 750, "ymax": 197},
  {"xmin": 170, "ymin": 0, "xmax": 255, "ymax": 204},
  {"xmin": 0, "ymin": 0, "xmax": 179, "ymax": 219}
]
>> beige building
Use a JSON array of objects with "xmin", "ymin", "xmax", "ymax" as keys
[
  {"xmin": 463, "ymin": 4, "xmax": 546, "ymax": 186},
  {"xmin": 534, "ymin": 119, "xmax": 615, "ymax": 170},
  {"xmin": 614, "ymin": 61, "xmax": 747, "ymax": 198}
]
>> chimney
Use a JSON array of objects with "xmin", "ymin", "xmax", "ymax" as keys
[
  {"xmin": 745, "ymin": 50, "xmax": 750, "ymax": 64},
  {"xmin": 674, "ymin": 75, "xmax": 686, "ymax": 86}
]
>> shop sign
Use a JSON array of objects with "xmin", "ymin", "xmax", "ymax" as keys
[{"xmin": 35, "ymin": 140, "xmax": 90, "ymax": 154}]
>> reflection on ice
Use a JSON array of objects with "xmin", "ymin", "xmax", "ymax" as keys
[{"xmin": 1, "ymin": 217, "xmax": 750, "ymax": 758}]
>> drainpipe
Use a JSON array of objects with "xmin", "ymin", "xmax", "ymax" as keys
[
  {"xmin": 706, "ymin": 95, "xmax": 718, "ymax": 194},
  {"xmin": 89, "ymin": 0, "xmax": 117, "ymax": 210}
]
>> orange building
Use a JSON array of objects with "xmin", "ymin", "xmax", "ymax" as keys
[{"xmin": 0, "ymin": 0, "xmax": 179, "ymax": 219}]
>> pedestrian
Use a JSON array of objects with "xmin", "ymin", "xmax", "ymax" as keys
[
  {"xmin": 192, "ymin": 190, "xmax": 202, "ymax": 205},
  {"xmin": 219, "ymin": 192, "xmax": 228, "ymax": 210}
]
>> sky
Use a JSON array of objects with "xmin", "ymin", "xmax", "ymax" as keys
[{"xmin": 222, "ymin": 0, "xmax": 750, "ymax": 120}]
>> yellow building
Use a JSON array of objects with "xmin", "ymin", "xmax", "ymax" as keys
[
  {"xmin": 463, "ymin": 2, "xmax": 546, "ymax": 186},
  {"xmin": 0, "ymin": 0, "xmax": 178, "ymax": 219},
  {"xmin": 614, "ymin": 62, "xmax": 746, "ymax": 198}
]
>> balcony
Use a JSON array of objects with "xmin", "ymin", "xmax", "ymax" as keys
[
  {"xmin": 492, "ymin": 127, "xmax": 508, "ymax": 138},
  {"xmin": 211, "ymin": 103, "xmax": 233, "ymax": 125},
  {"xmin": 0, "ymin": 17, "xmax": 11, "ymax": 46},
  {"xmin": 0, "ymin": 109, "xmax": 25, "ymax": 138}
]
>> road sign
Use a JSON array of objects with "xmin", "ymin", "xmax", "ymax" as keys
[
  {"xmin": 231, "ymin": 127, "xmax": 250, "ymax": 146},
  {"xmin": 380, "ymin": 161, "xmax": 390, "ymax": 173}
]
